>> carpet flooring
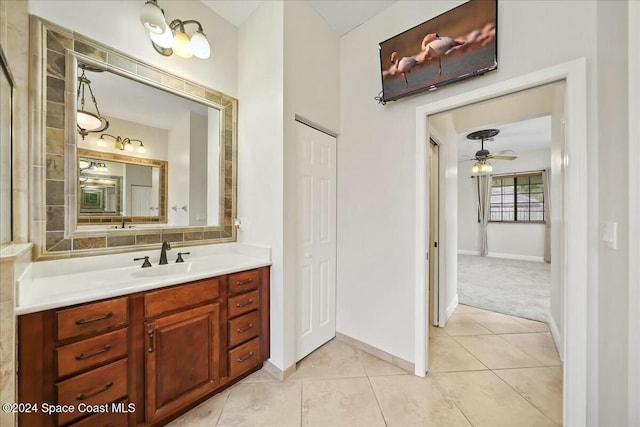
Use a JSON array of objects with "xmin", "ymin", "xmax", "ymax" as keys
[{"xmin": 457, "ymin": 254, "xmax": 551, "ymax": 322}]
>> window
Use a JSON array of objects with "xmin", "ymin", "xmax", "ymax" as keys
[{"xmin": 490, "ymin": 173, "xmax": 545, "ymax": 222}]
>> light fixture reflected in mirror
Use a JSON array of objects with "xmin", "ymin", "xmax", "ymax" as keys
[
  {"xmin": 79, "ymin": 160, "xmax": 108, "ymax": 172},
  {"xmin": 97, "ymin": 134, "xmax": 146, "ymax": 153},
  {"xmin": 77, "ymin": 66, "xmax": 109, "ymax": 139},
  {"xmin": 140, "ymin": 1, "xmax": 211, "ymax": 59},
  {"xmin": 471, "ymin": 159, "xmax": 493, "ymax": 174}
]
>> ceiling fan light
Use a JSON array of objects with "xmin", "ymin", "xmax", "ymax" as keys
[
  {"xmin": 191, "ymin": 30, "xmax": 210, "ymax": 59},
  {"xmin": 140, "ymin": 0, "xmax": 167, "ymax": 34},
  {"xmin": 471, "ymin": 163, "xmax": 480, "ymax": 174}
]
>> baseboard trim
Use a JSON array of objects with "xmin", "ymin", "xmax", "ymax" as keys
[
  {"xmin": 262, "ymin": 360, "xmax": 296, "ymax": 381},
  {"xmin": 443, "ymin": 294, "xmax": 459, "ymax": 324},
  {"xmin": 335, "ymin": 332, "xmax": 414, "ymax": 374},
  {"xmin": 547, "ymin": 313, "xmax": 563, "ymax": 362},
  {"xmin": 458, "ymin": 250, "xmax": 544, "ymax": 263}
]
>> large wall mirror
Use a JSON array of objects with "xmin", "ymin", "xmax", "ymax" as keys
[
  {"xmin": 30, "ymin": 16, "xmax": 237, "ymax": 258},
  {"xmin": 0, "ymin": 46, "xmax": 14, "ymax": 246}
]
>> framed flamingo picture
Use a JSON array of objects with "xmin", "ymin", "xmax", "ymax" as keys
[{"xmin": 379, "ymin": 0, "xmax": 497, "ymax": 103}]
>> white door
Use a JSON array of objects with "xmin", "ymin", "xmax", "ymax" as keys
[
  {"xmin": 131, "ymin": 185, "xmax": 153, "ymax": 216},
  {"xmin": 295, "ymin": 120, "xmax": 337, "ymax": 361}
]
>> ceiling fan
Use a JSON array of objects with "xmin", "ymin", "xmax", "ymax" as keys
[{"xmin": 461, "ymin": 128, "xmax": 517, "ymax": 173}]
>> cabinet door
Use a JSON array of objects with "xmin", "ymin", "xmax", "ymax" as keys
[{"xmin": 145, "ymin": 303, "xmax": 221, "ymax": 423}]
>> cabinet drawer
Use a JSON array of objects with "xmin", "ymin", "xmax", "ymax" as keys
[
  {"xmin": 228, "ymin": 290, "xmax": 260, "ymax": 318},
  {"xmin": 56, "ymin": 297, "xmax": 128, "ymax": 341},
  {"xmin": 145, "ymin": 277, "xmax": 219, "ymax": 318},
  {"xmin": 56, "ymin": 328, "xmax": 128, "ymax": 378},
  {"xmin": 69, "ymin": 401, "xmax": 129, "ymax": 427},
  {"xmin": 56, "ymin": 358, "xmax": 128, "ymax": 425},
  {"xmin": 228, "ymin": 269, "xmax": 259, "ymax": 294},
  {"xmin": 229, "ymin": 337, "xmax": 261, "ymax": 378},
  {"xmin": 228, "ymin": 311, "xmax": 260, "ymax": 348}
]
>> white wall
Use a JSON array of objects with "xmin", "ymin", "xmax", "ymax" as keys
[
  {"xmin": 339, "ymin": 1, "xmax": 630, "ymax": 422},
  {"xmin": 167, "ymin": 113, "xmax": 190, "ymax": 226},
  {"xmin": 189, "ymin": 112, "xmax": 208, "ymax": 225},
  {"xmin": 237, "ymin": 1, "xmax": 285, "ymax": 369},
  {"xmin": 28, "ymin": 0, "xmax": 238, "ymax": 97},
  {"xmin": 283, "ymin": 0, "xmax": 340, "ymax": 367},
  {"xmin": 458, "ymin": 148, "xmax": 550, "ymax": 260}
]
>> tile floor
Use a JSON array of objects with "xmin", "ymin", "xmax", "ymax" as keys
[{"xmin": 168, "ymin": 304, "xmax": 562, "ymax": 426}]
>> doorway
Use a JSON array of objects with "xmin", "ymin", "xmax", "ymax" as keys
[{"xmin": 414, "ymin": 59, "xmax": 589, "ymax": 426}]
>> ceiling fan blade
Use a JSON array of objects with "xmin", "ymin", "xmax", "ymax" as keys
[
  {"xmin": 488, "ymin": 150, "xmax": 517, "ymax": 160},
  {"xmin": 457, "ymin": 158, "xmax": 476, "ymax": 163}
]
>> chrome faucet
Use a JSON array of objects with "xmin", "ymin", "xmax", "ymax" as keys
[{"xmin": 159, "ymin": 241, "xmax": 171, "ymax": 265}]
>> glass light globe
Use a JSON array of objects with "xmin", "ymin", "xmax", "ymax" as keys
[
  {"xmin": 140, "ymin": 0, "xmax": 167, "ymax": 34},
  {"xmin": 77, "ymin": 111, "xmax": 102, "ymax": 130},
  {"xmin": 150, "ymin": 25, "xmax": 174, "ymax": 48},
  {"xmin": 471, "ymin": 163, "xmax": 480, "ymax": 174},
  {"xmin": 96, "ymin": 136, "xmax": 107, "ymax": 147},
  {"xmin": 173, "ymin": 31, "xmax": 193, "ymax": 58},
  {"xmin": 191, "ymin": 31, "xmax": 210, "ymax": 59},
  {"xmin": 137, "ymin": 143, "xmax": 146, "ymax": 154},
  {"xmin": 124, "ymin": 141, "xmax": 134, "ymax": 152}
]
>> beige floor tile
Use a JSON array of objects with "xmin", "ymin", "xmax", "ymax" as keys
[
  {"xmin": 370, "ymin": 374, "xmax": 471, "ymax": 426},
  {"xmin": 428, "ymin": 336, "xmax": 487, "ymax": 373},
  {"xmin": 467, "ymin": 312, "xmax": 536, "ymax": 334},
  {"xmin": 217, "ymin": 381, "xmax": 301, "ymax": 426},
  {"xmin": 454, "ymin": 335, "xmax": 545, "ymax": 369},
  {"xmin": 434, "ymin": 371, "xmax": 555, "ymax": 426},
  {"xmin": 454, "ymin": 304, "xmax": 493, "ymax": 314},
  {"xmin": 302, "ymin": 378, "xmax": 385, "ymax": 426},
  {"xmin": 289, "ymin": 339, "xmax": 366, "ymax": 380},
  {"xmin": 429, "ymin": 323, "xmax": 448, "ymax": 337},
  {"xmin": 500, "ymin": 333, "xmax": 562, "ymax": 366},
  {"xmin": 166, "ymin": 389, "xmax": 230, "ymax": 426},
  {"xmin": 240, "ymin": 367, "xmax": 281, "ymax": 383},
  {"xmin": 443, "ymin": 314, "xmax": 493, "ymax": 336},
  {"xmin": 507, "ymin": 315, "xmax": 551, "ymax": 332},
  {"xmin": 494, "ymin": 367, "xmax": 563, "ymax": 425},
  {"xmin": 359, "ymin": 350, "xmax": 408, "ymax": 376}
]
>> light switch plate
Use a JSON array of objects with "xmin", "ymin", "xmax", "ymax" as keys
[{"xmin": 602, "ymin": 221, "xmax": 618, "ymax": 250}]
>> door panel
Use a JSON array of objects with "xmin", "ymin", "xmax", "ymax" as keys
[{"xmin": 295, "ymin": 121, "xmax": 337, "ymax": 361}]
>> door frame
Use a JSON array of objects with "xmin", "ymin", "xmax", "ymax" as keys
[
  {"xmin": 427, "ymin": 139, "xmax": 442, "ymax": 326},
  {"xmin": 414, "ymin": 58, "xmax": 588, "ymax": 426}
]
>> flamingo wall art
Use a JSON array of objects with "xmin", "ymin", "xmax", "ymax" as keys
[{"xmin": 379, "ymin": 0, "xmax": 497, "ymax": 103}]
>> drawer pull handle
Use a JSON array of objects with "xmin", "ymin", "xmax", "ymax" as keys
[
  {"xmin": 76, "ymin": 381, "xmax": 113, "ymax": 400},
  {"xmin": 235, "ymin": 278, "xmax": 253, "ymax": 286},
  {"xmin": 236, "ymin": 323, "xmax": 254, "ymax": 334},
  {"xmin": 75, "ymin": 344, "xmax": 112, "ymax": 360},
  {"xmin": 235, "ymin": 298, "xmax": 254, "ymax": 308},
  {"xmin": 237, "ymin": 351, "xmax": 254, "ymax": 363},
  {"xmin": 75, "ymin": 311, "xmax": 113, "ymax": 325},
  {"xmin": 147, "ymin": 330, "xmax": 155, "ymax": 353}
]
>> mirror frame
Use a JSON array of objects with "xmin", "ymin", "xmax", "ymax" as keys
[
  {"xmin": 77, "ymin": 148, "xmax": 168, "ymax": 224},
  {"xmin": 30, "ymin": 15, "xmax": 237, "ymax": 259}
]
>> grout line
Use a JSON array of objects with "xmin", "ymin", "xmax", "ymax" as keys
[
  {"xmin": 429, "ymin": 371, "xmax": 476, "ymax": 426},
  {"xmin": 214, "ymin": 388, "xmax": 233, "ymax": 426},
  {"xmin": 366, "ymin": 374, "xmax": 389, "ymax": 427},
  {"xmin": 299, "ymin": 379, "xmax": 304, "ymax": 426}
]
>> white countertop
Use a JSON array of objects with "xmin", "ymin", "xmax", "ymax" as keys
[{"xmin": 16, "ymin": 243, "xmax": 271, "ymax": 315}]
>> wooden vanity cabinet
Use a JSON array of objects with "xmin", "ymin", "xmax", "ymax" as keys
[{"xmin": 18, "ymin": 266, "xmax": 270, "ymax": 427}]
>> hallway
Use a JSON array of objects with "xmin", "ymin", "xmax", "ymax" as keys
[{"xmin": 168, "ymin": 304, "xmax": 562, "ymax": 426}]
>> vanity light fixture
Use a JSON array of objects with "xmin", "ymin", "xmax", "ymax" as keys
[
  {"xmin": 77, "ymin": 67, "xmax": 109, "ymax": 140},
  {"xmin": 97, "ymin": 134, "xmax": 146, "ymax": 154},
  {"xmin": 140, "ymin": 1, "xmax": 211, "ymax": 59}
]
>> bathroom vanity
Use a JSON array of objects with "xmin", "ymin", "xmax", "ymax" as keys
[{"xmin": 16, "ymin": 246, "xmax": 271, "ymax": 427}]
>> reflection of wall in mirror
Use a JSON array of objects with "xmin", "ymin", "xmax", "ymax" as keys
[{"xmin": 0, "ymin": 57, "xmax": 11, "ymax": 245}]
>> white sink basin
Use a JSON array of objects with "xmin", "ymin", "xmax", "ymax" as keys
[{"xmin": 131, "ymin": 262, "xmax": 194, "ymax": 278}]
